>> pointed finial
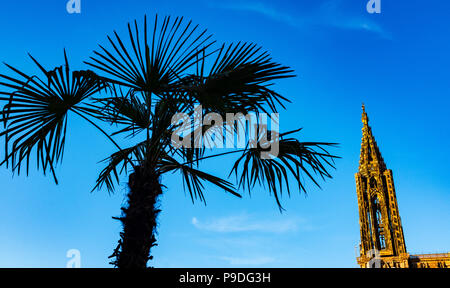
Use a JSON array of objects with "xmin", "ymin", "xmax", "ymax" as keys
[{"xmin": 362, "ymin": 103, "xmax": 368, "ymax": 125}]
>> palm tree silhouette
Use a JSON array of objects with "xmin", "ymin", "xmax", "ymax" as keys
[{"xmin": 0, "ymin": 15, "xmax": 338, "ymax": 268}]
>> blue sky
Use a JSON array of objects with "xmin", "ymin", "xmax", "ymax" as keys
[{"xmin": 0, "ymin": 0, "xmax": 449, "ymax": 267}]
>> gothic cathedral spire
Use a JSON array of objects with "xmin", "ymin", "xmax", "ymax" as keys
[{"xmin": 355, "ymin": 105, "xmax": 408, "ymax": 267}]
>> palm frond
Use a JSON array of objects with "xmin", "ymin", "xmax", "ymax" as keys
[
  {"xmin": 92, "ymin": 143, "xmax": 141, "ymax": 194},
  {"xmin": 230, "ymin": 129, "xmax": 338, "ymax": 210},
  {"xmin": 0, "ymin": 51, "xmax": 107, "ymax": 181},
  {"xmin": 85, "ymin": 15, "xmax": 215, "ymax": 97},
  {"xmin": 93, "ymin": 87, "xmax": 150, "ymax": 138},
  {"xmin": 158, "ymin": 155, "xmax": 241, "ymax": 203},
  {"xmin": 183, "ymin": 42, "xmax": 295, "ymax": 115}
]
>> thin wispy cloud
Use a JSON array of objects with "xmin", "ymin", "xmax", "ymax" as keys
[
  {"xmin": 214, "ymin": 1, "xmax": 299, "ymax": 27},
  {"xmin": 208, "ymin": 0, "xmax": 390, "ymax": 39},
  {"xmin": 191, "ymin": 213, "xmax": 315, "ymax": 267},
  {"xmin": 318, "ymin": 0, "xmax": 391, "ymax": 39},
  {"xmin": 191, "ymin": 214, "xmax": 304, "ymax": 233}
]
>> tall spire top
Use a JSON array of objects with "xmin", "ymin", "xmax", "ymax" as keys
[
  {"xmin": 358, "ymin": 105, "xmax": 386, "ymax": 172},
  {"xmin": 362, "ymin": 103, "xmax": 369, "ymax": 126}
]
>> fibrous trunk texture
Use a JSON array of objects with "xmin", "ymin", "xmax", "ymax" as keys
[{"xmin": 111, "ymin": 167, "xmax": 162, "ymax": 269}]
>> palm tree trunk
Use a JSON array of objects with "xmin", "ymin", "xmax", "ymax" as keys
[{"xmin": 111, "ymin": 166, "xmax": 162, "ymax": 269}]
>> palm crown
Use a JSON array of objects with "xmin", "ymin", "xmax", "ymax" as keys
[{"xmin": 0, "ymin": 15, "xmax": 337, "ymax": 268}]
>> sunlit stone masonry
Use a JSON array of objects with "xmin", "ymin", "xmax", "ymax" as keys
[{"xmin": 355, "ymin": 105, "xmax": 449, "ymax": 268}]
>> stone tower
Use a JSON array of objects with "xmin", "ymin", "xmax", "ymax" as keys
[
  {"xmin": 355, "ymin": 105, "xmax": 408, "ymax": 267},
  {"xmin": 355, "ymin": 105, "xmax": 450, "ymax": 268}
]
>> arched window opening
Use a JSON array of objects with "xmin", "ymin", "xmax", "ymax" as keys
[
  {"xmin": 379, "ymin": 234, "xmax": 386, "ymax": 250},
  {"xmin": 372, "ymin": 196, "xmax": 386, "ymax": 250},
  {"xmin": 376, "ymin": 207, "xmax": 383, "ymax": 226},
  {"xmin": 367, "ymin": 210, "xmax": 373, "ymax": 246}
]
